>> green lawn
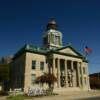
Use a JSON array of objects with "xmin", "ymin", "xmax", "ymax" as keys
[{"xmin": 7, "ymin": 95, "xmax": 34, "ymax": 100}]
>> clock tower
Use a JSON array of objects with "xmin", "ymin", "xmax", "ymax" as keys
[{"xmin": 43, "ymin": 19, "xmax": 63, "ymax": 49}]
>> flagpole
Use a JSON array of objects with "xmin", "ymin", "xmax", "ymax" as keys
[
  {"xmin": 84, "ymin": 49, "xmax": 88, "ymax": 60},
  {"xmin": 85, "ymin": 52, "xmax": 88, "ymax": 60}
]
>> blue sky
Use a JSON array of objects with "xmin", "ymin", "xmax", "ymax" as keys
[{"xmin": 0, "ymin": 0, "xmax": 100, "ymax": 74}]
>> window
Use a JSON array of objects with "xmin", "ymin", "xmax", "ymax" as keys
[
  {"xmin": 40, "ymin": 62, "xmax": 44, "ymax": 70},
  {"xmin": 32, "ymin": 60, "xmax": 36, "ymax": 70},
  {"xmin": 31, "ymin": 74, "xmax": 36, "ymax": 85},
  {"xmin": 55, "ymin": 35, "xmax": 60, "ymax": 45}
]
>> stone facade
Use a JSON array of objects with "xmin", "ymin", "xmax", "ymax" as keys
[{"xmin": 10, "ymin": 19, "xmax": 90, "ymax": 93}]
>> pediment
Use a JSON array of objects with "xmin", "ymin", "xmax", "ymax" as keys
[{"xmin": 56, "ymin": 46, "xmax": 82, "ymax": 57}]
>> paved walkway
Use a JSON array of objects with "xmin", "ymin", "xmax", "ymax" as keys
[{"xmin": 0, "ymin": 96, "xmax": 6, "ymax": 100}]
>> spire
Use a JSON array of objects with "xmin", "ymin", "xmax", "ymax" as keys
[{"xmin": 47, "ymin": 18, "xmax": 58, "ymax": 30}]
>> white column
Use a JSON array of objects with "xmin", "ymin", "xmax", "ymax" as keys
[
  {"xmin": 53, "ymin": 58, "xmax": 56, "ymax": 77},
  {"xmin": 80, "ymin": 62, "xmax": 84, "ymax": 87},
  {"xmin": 77, "ymin": 62, "xmax": 81, "ymax": 87},
  {"xmin": 65, "ymin": 60, "xmax": 68, "ymax": 87},
  {"xmin": 57, "ymin": 59, "xmax": 60, "ymax": 88},
  {"xmin": 71, "ymin": 61, "xmax": 74, "ymax": 87}
]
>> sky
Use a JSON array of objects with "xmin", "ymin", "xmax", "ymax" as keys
[{"xmin": 0, "ymin": 0, "xmax": 100, "ymax": 74}]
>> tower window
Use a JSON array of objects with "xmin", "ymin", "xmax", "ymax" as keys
[
  {"xmin": 55, "ymin": 35, "xmax": 60, "ymax": 45},
  {"xmin": 32, "ymin": 60, "xmax": 36, "ymax": 70}
]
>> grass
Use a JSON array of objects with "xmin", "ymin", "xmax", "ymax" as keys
[
  {"xmin": 7, "ymin": 93, "xmax": 58, "ymax": 100},
  {"xmin": 7, "ymin": 91, "xmax": 58, "ymax": 100},
  {"xmin": 7, "ymin": 95, "xmax": 34, "ymax": 100}
]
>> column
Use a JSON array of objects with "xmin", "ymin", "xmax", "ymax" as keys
[
  {"xmin": 80, "ymin": 62, "xmax": 84, "ymax": 87},
  {"xmin": 71, "ymin": 61, "xmax": 74, "ymax": 87},
  {"xmin": 77, "ymin": 62, "xmax": 81, "ymax": 87},
  {"xmin": 53, "ymin": 58, "xmax": 56, "ymax": 76},
  {"xmin": 64, "ymin": 60, "xmax": 68, "ymax": 87},
  {"xmin": 57, "ymin": 59, "xmax": 60, "ymax": 88}
]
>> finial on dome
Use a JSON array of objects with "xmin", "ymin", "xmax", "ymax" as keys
[{"xmin": 48, "ymin": 18, "xmax": 57, "ymax": 25}]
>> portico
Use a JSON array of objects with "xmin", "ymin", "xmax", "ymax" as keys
[{"xmin": 52, "ymin": 56, "xmax": 83, "ymax": 88}]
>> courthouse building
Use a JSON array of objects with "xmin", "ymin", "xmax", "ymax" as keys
[{"xmin": 10, "ymin": 19, "xmax": 90, "ymax": 93}]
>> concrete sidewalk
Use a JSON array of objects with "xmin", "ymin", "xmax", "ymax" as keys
[{"xmin": 0, "ymin": 96, "xmax": 6, "ymax": 100}]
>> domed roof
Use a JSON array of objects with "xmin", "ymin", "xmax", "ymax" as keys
[
  {"xmin": 47, "ymin": 18, "xmax": 58, "ymax": 30},
  {"xmin": 48, "ymin": 19, "xmax": 57, "ymax": 25}
]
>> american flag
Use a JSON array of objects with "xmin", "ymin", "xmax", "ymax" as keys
[{"xmin": 84, "ymin": 46, "xmax": 92, "ymax": 54}]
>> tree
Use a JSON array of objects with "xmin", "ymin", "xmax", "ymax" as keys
[
  {"xmin": 36, "ymin": 73, "xmax": 57, "ymax": 88},
  {"xmin": 0, "ymin": 64, "xmax": 10, "ymax": 91}
]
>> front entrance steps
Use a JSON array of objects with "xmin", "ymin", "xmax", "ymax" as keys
[{"xmin": 53, "ymin": 87, "xmax": 90, "ymax": 95}]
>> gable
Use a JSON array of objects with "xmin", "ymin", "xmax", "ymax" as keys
[
  {"xmin": 59, "ymin": 48, "xmax": 78, "ymax": 56},
  {"xmin": 56, "ymin": 45, "xmax": 83, "ymax": 57}
]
